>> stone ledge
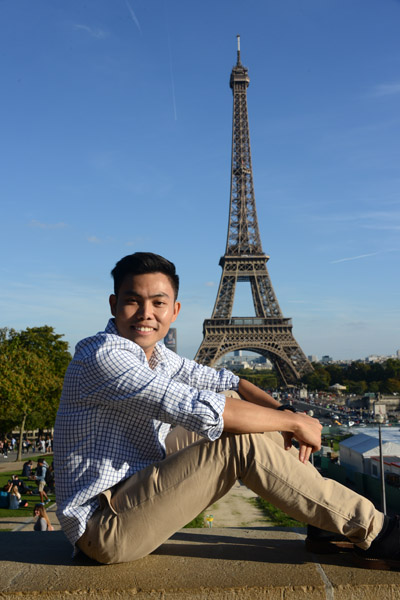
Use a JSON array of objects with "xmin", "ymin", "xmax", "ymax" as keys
[{"xmin": 1, "ymin": 527, "xmax": 400, "ymax": 599}]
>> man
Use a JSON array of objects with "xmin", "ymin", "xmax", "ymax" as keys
[
  {"xmin": 54, "ymin": 252, "xmax": 399, "ymax": 569},
  {"xmin": 34, "ymin": 458, "xmax": 49, "ymax": 504}
]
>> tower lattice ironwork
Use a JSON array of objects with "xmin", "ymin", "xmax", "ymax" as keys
[{"xmin": 194, "ymin": 36, "xmax": 313, "ymax": 385}]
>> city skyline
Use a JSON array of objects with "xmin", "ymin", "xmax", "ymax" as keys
[{"xmin": 1, "ymin": 1, "xmax": 400, "ymax": 361}]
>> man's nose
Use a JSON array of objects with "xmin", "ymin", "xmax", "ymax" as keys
[{"xmin": 137, "ymin": 301, "xmax": 153, "ymax": 319}]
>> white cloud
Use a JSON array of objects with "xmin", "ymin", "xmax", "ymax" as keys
[
  {"xmin": 125, "ymin": 1, "xmax": 142, "ymax": 33},
  {"xmin": 87, "ymin": 235, "xmax": 101, "ymax": 244},
  {"xmin": 74, "ymin": 24, "xmax": 108, "ymax": 39},
  {"xmin": 205, "ymin": 281, "xmax": 215, "ymax": 287},
  {"xmin": 331, "ymin": 252, "xmax": 379, "ymax": 264}
]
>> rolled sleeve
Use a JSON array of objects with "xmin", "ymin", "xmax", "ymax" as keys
[{"xmin": 168, "ymin": 382, "xmax": 226, "ymax": 440}]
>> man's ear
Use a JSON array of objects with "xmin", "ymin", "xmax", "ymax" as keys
[
  {"xmin": 109, "ymin": 294, "xmax": 117, "ymax": 316},
  {"xmin": 171, "ymin": 301, "xmax": 181, "ymax": 322}
]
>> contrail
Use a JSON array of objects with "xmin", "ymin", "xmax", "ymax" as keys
[
  {"xmin": 331, "ymin": 252, "xmax": 379, "ymax": 264},
  {"xmin": 163, "ymin": 0, "xmax": 177, "ymax": 121},
  {"xmin": 125, "ymin": 0, "xmax": 142, "ymax": 33}
]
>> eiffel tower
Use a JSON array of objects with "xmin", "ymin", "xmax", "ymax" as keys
[{"xmin": 194, "ymin": 36, "xmax": 313, "ymax": 386}]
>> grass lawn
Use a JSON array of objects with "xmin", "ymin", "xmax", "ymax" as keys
[
  {"xmin": 249, "ymin": 497, "xmax": 305, "ymax": 528},
  {"xmin": 184, "ymin": 513, "xmax": 205, "ymax": 528},
  {"xmin": 0, "ymin": 455, "xmax": 55, "ymax": 519}
]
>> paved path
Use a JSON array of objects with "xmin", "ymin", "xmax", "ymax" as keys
[
  {"xmin": 0, "ymin": 451, "xmax": 48, "ymax": 473},
  {"xmin": 205, "ymin": 481, "xmax": 271, "ymax": 528}
]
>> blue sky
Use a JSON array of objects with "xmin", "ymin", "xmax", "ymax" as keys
[{"xmin": 1, "ymin": 0, "xmax": 399, "ymax": 361}]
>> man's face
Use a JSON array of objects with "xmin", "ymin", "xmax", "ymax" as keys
[{"xmin": 109, "ymin": 272, "xmax": 181, "ymax": 361}]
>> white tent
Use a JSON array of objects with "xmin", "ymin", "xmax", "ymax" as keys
[{"xmin": 339, "ymin": 433, "xmax": 400, "ymax": 476}]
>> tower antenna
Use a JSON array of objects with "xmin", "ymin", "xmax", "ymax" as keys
[{"xmin": 236, "ymin": 34, "xmax": 241, "ymax": 65}]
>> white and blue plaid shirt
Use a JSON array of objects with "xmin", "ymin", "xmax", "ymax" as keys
[{"xmin": 54, "ymin": 319, "xmax": 239, "ymax": 548}]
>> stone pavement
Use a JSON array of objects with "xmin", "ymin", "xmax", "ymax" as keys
[{"xmin": 1, "ymin": 527, "xmax": 400, "ymax": 599}]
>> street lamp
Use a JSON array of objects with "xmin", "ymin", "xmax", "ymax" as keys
[
  {"xmin": 308, "ymin": 410, "xmax": 315, "ymax": 466},
  {"xmin": 375, "ymin": 413, "xmax": 387, "ymax": 515}
]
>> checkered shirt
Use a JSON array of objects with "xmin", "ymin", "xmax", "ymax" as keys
[{"xmin": 54, "ymin": 319, "xmax": 239, "ymax": 548}]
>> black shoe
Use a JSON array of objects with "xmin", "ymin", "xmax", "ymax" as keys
[
  {"xmin": 305, "ymin": 524, "xmax": 354, "ymax": 554},
  {"xmin": 352, "ymin": 515, "xmax": 400, "ymax": 571}
]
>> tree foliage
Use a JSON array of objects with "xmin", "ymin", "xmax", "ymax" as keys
[
  {"xmin": 0, "ymin": 326, "xmax": 71, "ymax": 459},
  {"xmin": 234, "ymin": 369, "xmax": 278, "ymax": 390},
  {"xmin": 301, "ymin": 359, "xmax": 400, "ymax": 394}
]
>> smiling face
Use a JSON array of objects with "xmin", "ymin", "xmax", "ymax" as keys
[{"xmin": 109, "ymin": 272, "xmax": 181, "ymax": 361}]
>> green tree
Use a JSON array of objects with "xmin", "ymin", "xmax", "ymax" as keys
[
  {"xmin": 302, "ymin": 367, "xmax": 331, "ymax": 391},
  {"xmin": 0, "ymin": 326, "xmax": 71, "ymax": 460},
  {"xmin": 235, "ymin": 369, "xmax": 278, "ymax": 390},
  {"xmin": 343, "ymin": 379, "xmax": 368, "ymax": 395},
  {"xmin": 8, "ymin": 326, "xmax": 71, "ymax": 377},
  {"xmin": 368, "ymin": 381, "xmax": 380, "ymax": 393},
  {"xmin": 385, "ymin": 359, "xmax": 400, "ymax": 379},
  {"xmin": 383, "ymin": 378, "xmax": 400, "ymax": 395}
]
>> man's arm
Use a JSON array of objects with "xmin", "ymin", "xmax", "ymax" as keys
[
  {"xmin": 238, "ymin": 378, "xmax": 281, "ymax": 409},
  {"xmin": 222, "ymin": 394, "xmax": 322, "ymax": 464}
]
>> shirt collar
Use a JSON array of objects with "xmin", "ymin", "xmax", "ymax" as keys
[
  {"xmin": 105, "ymin": 318, "xmax": 166, "ymax": 368},
  {"xmin": 105, "ymin": 318, "xmax": 119, "ymax": 336}
]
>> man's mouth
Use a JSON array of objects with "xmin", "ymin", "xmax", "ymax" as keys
[{"xmin": 132, "ymin": 326, "xmax": 155, "ymax": 332}]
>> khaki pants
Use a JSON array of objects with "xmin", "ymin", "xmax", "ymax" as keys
[{"xmin": 77, "ymin": 397, "xmax": 383, "ymax": 564}]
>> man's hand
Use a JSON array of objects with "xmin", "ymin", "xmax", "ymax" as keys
[
  {"xmin": 281, "ymin": 411, "xmax": 322, "ymax": 463},
  {"xmin": 282, "ymin": 431, "xmax": 314, "ymax": 463},
  {"xmin": 223, "ymin": 396, "xmax": 322, "ymax": 463}
]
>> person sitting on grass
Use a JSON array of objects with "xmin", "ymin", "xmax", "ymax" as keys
[
  {"xmin": 8, "ymin": 485, "xmax": 28, "ymax": 509},
  {"xmin": 22, "ymin": 460, "xmax": 33, "ymax": 479},
  {"xmin": 10, "ymin": 474, "xmax": 33, "ymax": 495},
  {"xmin": 33, "ymin": 504, "xmax": 54, "ymax": 531}
]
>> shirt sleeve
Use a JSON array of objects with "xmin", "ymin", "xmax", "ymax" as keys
[
  {"xmin": 164, "ymin": 350, "xmax": 240, "ymax": 392},
  {"xmin": 39, "ymin": 517, "xmax": 48, "ymax": 531},
  {"xmin": 79, "ymin": 346, "xmax": 228, "ymax": 440}
]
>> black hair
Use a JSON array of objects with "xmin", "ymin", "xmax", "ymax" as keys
[{"xmin": 111, "ymin": 252, "xmax": 179, "ymax": 299}]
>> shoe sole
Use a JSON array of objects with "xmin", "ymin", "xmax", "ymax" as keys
[
  {"xmin": 352, "ymin": 551, "xmax": 400, "ymax": 571},
  {"xmin": 305, "ymin": 539, "xmax": 354, "ymax": 554}
]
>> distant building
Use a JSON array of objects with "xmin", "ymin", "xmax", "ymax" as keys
[
  {"xmin": 365, "ymin": 355, "xmax": 385, "ymax": 364},
  {"xmin": 321, "ymin": 355, "xmax": 333, "ymax": 364},
  {"xmin": 370, "ymin": 455, "xmax": 400, "ymax": 479},
  {"xmin": 164, "ymin": 328, "xmax": 177, "ymax": 353},
  {"xmin": 352, "ymin": 394, "xmax": 400, "ymax": 412},
  {"xmin": 308, "ymin": 355, "xmax": 318, "ymax": 363},
  {"xmin": 339, "ymin": 433, "xmax": 400, "ymax": 478},
  {"xmin": 217, "ymin": 353, "xmax": 273, "ymax": 371}
]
